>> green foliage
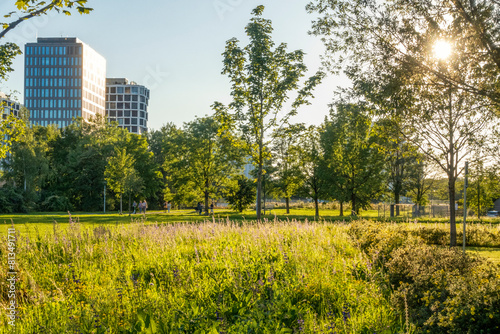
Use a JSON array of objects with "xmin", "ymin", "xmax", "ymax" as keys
[
  {"xmin": 1, "ymin": 123, "xmax": 52, "ymax": 205},
  {"xmin": 216, "ymin": 5, "xmax": 324, "ymax": 219},
  {"xmin": 41, "ymin": 195, "xmax": 72, "ymax": 212},
  {"xmin": 0, "ymin": 109, "xmax": 25, "ymax": 161},
  {"xmin": 271, "ymin": 124, "xmax": 305, "ymax": 213},
  {"xmin": 296, "ymin": 126, "xmax": 329, "ymax": 219},
  {"xmin": 105, "ymin": 147, "xmax": 143, "ymax": 213},
  {"xmin": 387, "ymin": 245, "xmax": 500, "ymax": 333},
  {"xmin": 0, "ymin": 43, "xmax": 21, "ymax": 82},
  {"xmin": 307, "ymin": 0, "xmax": 500, "ymax": 109},
  {"xmin": 465, "ymin": 165, "xmax": 500, "ymax": 216},
  {"xmin": 0, "ymin": 185, "xmax": 28, "ymax": 213},
  {"xmin": 165, "ymin": 116, "xmax": 244, "ymax": 213},
  {"xmin": 321, "ymin": 101, "xmax": 387, "ymax": 213},
  {"xmin": 347, "ymin": 221, "xmax": 500, "ymax": 332},
  {"xmin": 225, "ymin": 175, "xmax": 256, "ymax": 212}
]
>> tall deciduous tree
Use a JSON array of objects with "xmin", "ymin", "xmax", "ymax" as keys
[
  {"xmin": 105, "ymin": 148, "xmax": 142, "ymax": 215},
  {"xmin": 378, "ymin": 117, "xmax": 421, "ymax": 210},
  {"xmin": 226, "ymin": 175, "xmax": 256, "ymax": 213},
  {"xmin": 321, "ymin": 101, "xmax": 387, "ymax": 214},
  {"xmin": 148, "ymin": 123, "xmax": 184, "ymax": 208},
  {"xmin": 175, "ymin": 115, "xmax": 244, "ymax": 215},
  {"xmin": 272, "ymin": 124, "xmax": 305, "ymax": 214},
  {"xmin": 216, "ymin": 5, "xmax": 323, "ymax": 220},
  {"xmin": 297, "ymin": 125, "xmax": 329, "ymax": 220},
  {"xmin": 1, "ymin": 123, "xmax": 52, "ymax": 206},
  {"xmin": 307, "ymin": 0, "xmax": 500, "ymax": 110}
]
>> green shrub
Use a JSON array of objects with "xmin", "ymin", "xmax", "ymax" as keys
[
  {"xmin": 41, "ymin": 195, "xmax": 72, "ymax": 212},
  {"xmin": 0, "ymin": 186, "xmax": 30, "ymax": 213},
  {"xmin": 387, "ymin": 244, "xmax": 500, "ymax": 333}
]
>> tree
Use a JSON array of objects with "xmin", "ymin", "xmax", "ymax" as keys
[
  {"xmin": 1, "ymin": 123, "xmax": 52, "ymax": 206},
  {"xmin": 215, "ymin": 5, "xmax": 324, "ymax": 220},
  {"xmin": 321, "ymin": 101, "xmax": 387, "ymax": 214},
  {"xmin": 226, "ymin": 175, "xmax": 256, "ymax": 213},
  {"xmin": 308, "ymin": 0, "xmax": 500, "ymax": 245},
  {"xmin": 271, "ymin": 124, "xmax": 305, "ymax": 214},
  {"xmin": 465, "ymin": 164, "xmax": 500, "ymax": 217},
  {"xmin": 0, "ymin": 108, "xmax": 25, "ymax": 161},
  {"xmin": 104, "ymin": 148, "xmax": 142, "ymax": 215},
  {"xmin": 307, "ymin": 0, "xmax": 500, "ymax": 111},
  {"xmin": 148, "ymin": 123, "xmax": 184, "ymax": 208},
  {"xmin": 378, "ymin": 117, "xmax": 421, "ymax": 210},
  {"xmin": 173, "ymin": 115, "xmax": 244, "ymax": 215},
  {"xmin": 297, "ymin": 125, "xmax": 329, "ymax": 220},
  {"xmin": 406, "ymin": 158, "xmax": 435, "ymax": 207}
]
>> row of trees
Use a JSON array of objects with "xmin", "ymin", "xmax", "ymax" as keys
[{"xmin": 3, "ymin": 101, "xmax": 498, "ymax": 220}]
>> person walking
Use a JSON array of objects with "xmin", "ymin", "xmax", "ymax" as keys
[
  {"xmin": 167, "ymin": 201, "xmax": 171, "ymax": 213},
  {"xmin": 143, "ymin": 200, "xmax": 148, "ymax": 214},
  {"xmin": 210, "ymin": 202, "xmax": 214, "ymax": 214},
  {"xmin": 197, "ymin": 202, "xmax": 202, "ymax": 215},
  {"xmin": 132, "ymin": 201, "xmax": 137, "ymax": 214},
  {"xmin": 138, "ymin": 200, "xmax": 143, "ymax": 214}
]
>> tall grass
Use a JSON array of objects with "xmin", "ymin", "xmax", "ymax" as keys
[{"xmin": 0, "ymin": 219, "xmax": 404, "ymax": 333}]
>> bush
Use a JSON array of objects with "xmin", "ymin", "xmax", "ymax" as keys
[
  {"xmin": 225, "ymin": 176, "xmax": 256, "ymax": 212},
  {"xmin": 387, "ymin": 244, "xmax": 500, "ymax": 333},
  {"xmin": 41, "ymin": 195, "xmax": 72, "ymax": 212},
  {"xmin": 0, "ymin": 186, "xmax": 30, "ymax": 213}
]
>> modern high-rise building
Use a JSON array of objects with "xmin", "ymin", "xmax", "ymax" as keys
[
  {"xmin": 106, "ymin": 78, "xmax": 149, "ymax": 134},
  {"xmin": 0, "ymin": 92, "xmax": 21, "ymax": 119},
  {"xmin": 24, "ymin": 37, "xmax": 106, "ymax": 127}
]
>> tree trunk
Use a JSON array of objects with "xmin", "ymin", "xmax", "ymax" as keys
[
  {"xmin": 477, "ymin": 181, "xmax": 480, "ymax": 219},
  {"xmin": 448, "ymin": 89, "xmax": 457, "ymax": 247},
  {"xmin": 448, "ymin": 175, "xmax": 457, "ymax": 246},
  {"xmin": 286, "ymin": 197, "xmax": 290, "ymax": 214},
  {"xmin": 395, "ymin": 192, "xmax": 400, "ymax": 216},
  {"xmin": 204, "ymin": 189, "xmax": 209, "ymax": 216},
  {"xmin": 339, "ymin": 202, "xmax": 343, "ymax": 216},
  {"xmin": 351, "ymin": 195, "xmax": 356, "ymax": 216},
  {"xmin": 256, "ymin": 152, "xmax": 263, "ymax": 220},
  {"xmin": 120, "ymin": 193, "xmax": 123, "ymax": 215},
  {"xmin": 128, "ymin": 193, "xmax": 131, "ymax": 216},
  {"xmin": 314, "ymin": 196, "xmax": 319, "ymax": 221}
]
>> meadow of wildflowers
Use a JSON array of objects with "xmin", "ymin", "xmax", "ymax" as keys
[
  {"xmin": 1, "ymin": 219, "xmax": 404, "ymax": 333},
  {"xmin": 1, "ymin": 218, "xmax": 499, "ymax": 333}
]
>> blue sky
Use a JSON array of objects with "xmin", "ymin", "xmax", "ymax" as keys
[{"xmin": 0, "ymin": 0, "xmax": 349, "ymax": 130}]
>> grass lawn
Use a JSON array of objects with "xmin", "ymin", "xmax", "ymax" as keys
[
  {"xmin": 0, "ymin": 208, "xmax": 380, "ymax": 234},
  {"xmin": 468, "ymin": 246, "xmax": 500, "ymax": 263}
]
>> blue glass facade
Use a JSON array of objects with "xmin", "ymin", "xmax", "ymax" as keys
[{"xmin": 24, "ymin": 38, "xmax": 106, "ymax": 128}]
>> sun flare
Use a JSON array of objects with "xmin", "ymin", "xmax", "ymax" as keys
[{"xmin": 433, "ymin": 40, "xmax": 452, "ymax": 60}]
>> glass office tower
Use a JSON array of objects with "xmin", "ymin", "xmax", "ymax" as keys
[
  {"xmin": 106, "ymin": 78, "xmax": 149, "ymax": 134},
  {"xmin": 24, "ymin": 37, "xmax": 106, "ymax": 127}
]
